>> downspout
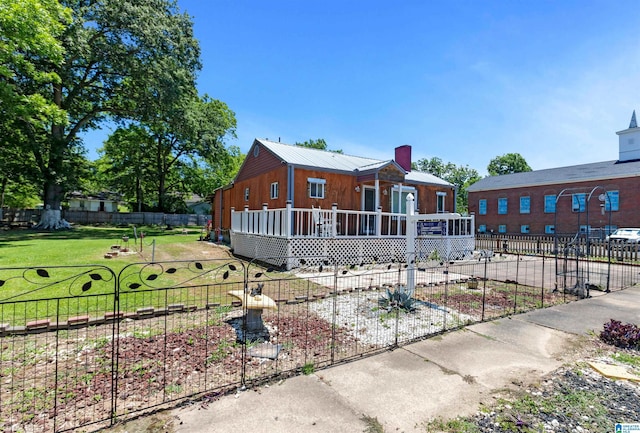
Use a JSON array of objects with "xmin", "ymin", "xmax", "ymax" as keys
[
  {"xmin": 453, "ymin": 185, "xmax": 458, "ymax": 214},
  {"xmin": 286, "ymin": 164, "xmax": 294, "ymax": 263}
]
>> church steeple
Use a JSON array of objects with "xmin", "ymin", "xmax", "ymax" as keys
[{"xmin": 617, "ymin": 110, "xmax": 640, "ymax": 162}]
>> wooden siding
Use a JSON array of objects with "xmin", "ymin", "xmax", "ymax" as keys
[
  {"xmin": 213, "ymin": 141, "xmax": 456, "ymax": 232},
  {"xmin": 234, "ymin": 142, "xmax": 284, "ymax": 182}
]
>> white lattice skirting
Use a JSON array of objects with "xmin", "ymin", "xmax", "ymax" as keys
[{"xmin": 231, "ymin": 233, "xmax": 475, "ymax": 270}]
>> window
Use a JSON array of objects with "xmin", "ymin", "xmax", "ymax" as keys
[
  {"xmin": 391, "ymin": 187, "xmax": 417, "ymax": 213},
  {"xmin": 478, "ymin": 199, "xmax": 487, "ymax": 215},
  {"xmin": 270, "ymin": 182, "xmax": 279, "ymax": 199},
  {"xmin": 520, "ymin": 225, "xmax": 530, "ymax": 233},
  {"xmin": 604, "ymin": 190, "xmax": 619, "ymax": 211},
  {"xmin": 498, "ymin": 224, "xmax": 507, "ymax": 233},
  {"xmin": 544, "ymin": 225, "xmax": 555, "ymax": 234},
  {"xmin": 572, "ymin": 193, "xmax": 585, "ymax": 212},
  {"xmin": 478, "ymin": 224, "xmax": 486, "ymax": 233},
  {"xmin": 244, "ymin": 188, "xmax": 249, "ymax": 201},
  {"xmin": 579, "ymin": 225, "xmax": 591, "ymax": 234},
  {"xmin": 544, "ymin": 195, "xmax": 556, "ymax": 213},
  {"xmin": 436, "ymin": 192, "xmax": 446, "ymax": 213},
  {"xmin": 520, "ymin": 196, "xmax": 530, "ymax": 214},
  {"xmin": 308, "ymin": 178, "xmax": 325, "ymax": 199},
  {"xmin": 498, "ymin": 198, "xmax": 507, "ymax": 214}
]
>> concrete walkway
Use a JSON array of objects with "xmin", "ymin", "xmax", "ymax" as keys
[{"xmin": 114, "ymin": 285, "xmax": 640, "ymax": 433}]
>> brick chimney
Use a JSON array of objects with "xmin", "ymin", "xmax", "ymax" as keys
[{"xmin": 395, "ymin": 145, "xmax": 411, "ymax": 172}]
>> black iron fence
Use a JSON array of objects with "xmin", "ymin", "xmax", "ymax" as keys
[{"xmin": 1, "ymin": 252, "xmax": 639, "ymax": 432}]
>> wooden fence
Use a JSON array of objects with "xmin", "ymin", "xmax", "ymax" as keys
[{"xmin": 0, "ymin": 208, "xmax": 209, "ymax": 227}]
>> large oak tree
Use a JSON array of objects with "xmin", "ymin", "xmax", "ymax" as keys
[{"xmin": 6, "ymin": 0, "xmax": 201, "ymax": 228}]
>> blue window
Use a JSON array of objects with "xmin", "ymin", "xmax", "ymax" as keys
[
  {"xmin": 544, "ymin": 195, "xmax": 556, "ymax": 213},
  {"xmin": 498, "ymin": 224, "xmax": 507, "ymax": 233},
  {"xmin": 604, "ymin": 190, "xmax": 619, "ymax": 211},
  {"xmin": 478, "ymin": 199, "xmax": 487, "ymax": 215},
  {"xmin": 498, "ymin": 198, "xmax": 507, "ymax": 215},
  {"xmin": 520, "ymin": 225, "xmax": 530, "ymax": 233},
  {"xmin": 545, "ymin": 225, "xmax": 555, "ymax": 234},
  {"xmin": 572, "ymin": 193, "xmax": 586, "ymax": 212},
  {"xmin": 478, "ymin": 224, "xmax": 486, "ymax": 233},
  {"xmin": 520, "ymin": 196, "xmax": 530, "ymax": 214}
]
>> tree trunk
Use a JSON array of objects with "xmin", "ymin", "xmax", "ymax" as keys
[
  {"xmin": 38, "ymin": 208, "xmax": 71, "ymax": 230},
  {"xmin": 36, "ymin": 180, "xmax": 71, "ymax": 230}
]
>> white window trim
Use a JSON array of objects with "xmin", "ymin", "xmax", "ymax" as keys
[
  {"xmin": 391, "ymin": 186, "xmax": 418, "ymax": 213},
  {"xmin": 270, "ymin": 182, "xmax": 279, "ymax": 199}
]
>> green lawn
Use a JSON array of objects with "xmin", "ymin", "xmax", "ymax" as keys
[
  {"xmin": 0, "ymin": 225, "xmax": 245, "ymax": 324},
  {"xmin": 0, "ymin": 225, "xmax": 201, "ymax": 268}
]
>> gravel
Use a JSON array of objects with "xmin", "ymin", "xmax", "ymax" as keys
[
  {"xmin": 432, "ymin": 345, "xmax": 640, "ymax": 433},
  {"xmin": 307, "ymin": 290, "xmax": 475, "ymax": 346}
]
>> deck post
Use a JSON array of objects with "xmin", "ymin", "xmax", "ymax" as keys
[
  {"xmin": 244, "ymin": 205, "xmax": 249, "ymax": 233},
  {"xmin": 406, "ymin": 194, "xmax": 416, "ymax": 292},
  {"xmin": 285, "ymin": 201, "xmax": 292, "ymax": 239},
  {"xmin": 262, "ymin": 203, "xmax": 268, "ymax": 235},
  {"xmin": 332, "ymin": 203, "xmax": 338, "ymax": 237},
  {"xmin": 230, "ymin": 207, "xmax": 236, "ymax": 232},
  {"xmin": 376, "ymin": 206, "xmax": 382, "ymax": 237}
]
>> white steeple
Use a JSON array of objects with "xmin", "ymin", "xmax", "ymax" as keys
[{"xmin": 616, "ymin": 110, "xmax": 640, "ymax": 162}]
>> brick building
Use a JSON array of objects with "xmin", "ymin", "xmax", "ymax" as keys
[{"xmin": 467, "ymin": 112, "xmax": 640, "ymax": 236}]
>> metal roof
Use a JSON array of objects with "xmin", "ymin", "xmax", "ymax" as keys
[
  {"xmin": 255, "ymin": 139, "xmax": 452, "ymax": 187},
  {"xmin": 467, "ymin": 159, "xmax": 640, "ymax": 192}
]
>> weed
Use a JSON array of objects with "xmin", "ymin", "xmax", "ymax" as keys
[
  {"xmin": 165, "ymin": 384, "xmax": 183, "ymax": 394},
  {"xmin": 612, "ymin": 351, "xmax": 640, "ymax": 368},
  {"xmin": 424, "ymin": 417, "xmax": 481, "ymax": 433},
  {"xmin": 361, "ymin": 414, "xmax": 384, "ymax": 433},
  {"xmin": 205, "ymin": 339, "xmax": 233, "ymax": 365},
  {"xmin": 301, "ymin": 362, "xmax": 314, "ymax": 375}
]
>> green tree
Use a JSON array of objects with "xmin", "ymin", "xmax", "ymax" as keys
[
  {"xmin": 6, "ymin": 0, "xmax": 201, "ymax": 228},
  {"xmin": 0, "ymin": 0, "xmax": 70, "ymax": 125},
  {"xmin": 487, "ymin": 153, "xmax": 532, "ymax": 176},
  {"xmin": 100, "ymin": 96, "xmax": 236, "ymax": 212},
  {"xmin": 186, "ymin": 146, "xmax": 245, "ymax": 200},
  {"xmin": 413, "ymin": 157, "xmax": 481, "ymax": 213},
  {"xmin": 96, "ymin": 125, "xmax": 156, "ymax": 212},
  {"xmin": 295, "ymin": 138, "xmax": 343, "ymax": 153},
  {"xmin": 141, "ymin": 95, "xmax": 236, "ymax": 212}
]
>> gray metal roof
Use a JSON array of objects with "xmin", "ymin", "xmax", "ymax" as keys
[
  {"xmin": 255, "ymin": 139, "xmax": 452, "ymax": 187},
  {"xmin": 467, "ymin": 159, "xmax": 640, "ymax": 192}
]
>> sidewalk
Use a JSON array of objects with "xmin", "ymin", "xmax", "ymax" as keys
[{"xmin": 114, "ymin": 285, "xmax": 640, "ymax": 433}]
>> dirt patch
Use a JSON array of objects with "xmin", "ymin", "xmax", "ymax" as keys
[{"xmin": 135, "ymin": 240, "xmax": 235, "ymax": 263}]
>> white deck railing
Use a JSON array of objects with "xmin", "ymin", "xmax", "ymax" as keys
[{"xmin": 230, "ymin": 202, "xmax": 474, "ymax": 239}]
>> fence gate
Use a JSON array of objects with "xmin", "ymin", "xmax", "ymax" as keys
[{"xmin": 555, "ymin": 239, "xmax": 588, "ymax": 297}]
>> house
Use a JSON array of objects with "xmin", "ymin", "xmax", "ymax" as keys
[
  {"xmin": 467, "ymin": 111, "xmax": 640, "ymax": 236},
  {"xmin": 185, "ymin": 194, "xmax": 211, "ymax": 215},
  {"xmin": 67, "ymin": 191, "xmax": 121, "ymax": 212},
  {"xmin": 212, "ymin": 139, "xmax": 456, "ymax": 241}
]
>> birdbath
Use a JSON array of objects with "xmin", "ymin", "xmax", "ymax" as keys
[{"xmin": 227, "ymin": 289, "xmax": 277, "ymax": 343}]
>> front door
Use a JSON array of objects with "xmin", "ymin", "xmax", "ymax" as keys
[{"xmin": 362, "ymin": 187, "xmax": 376, "ymax": 234}]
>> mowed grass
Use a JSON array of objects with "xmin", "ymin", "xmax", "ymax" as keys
[{"xmin": 0, "ymin": 225, "xmax": 245, "ymax": 324}]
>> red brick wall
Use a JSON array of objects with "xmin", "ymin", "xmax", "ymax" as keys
[{"xmin": 468, "ymin": 177, "xmax": 639, "ymax": 235}]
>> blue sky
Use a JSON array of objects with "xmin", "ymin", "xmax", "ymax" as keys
[{"xmin": 82, "ymin": 0, "xmax": 640, "ymax": 175}]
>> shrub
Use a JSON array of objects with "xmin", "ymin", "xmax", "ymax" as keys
[{"xmin": 599, "ymin": 319, "xmax": 640, "ymax": 349}]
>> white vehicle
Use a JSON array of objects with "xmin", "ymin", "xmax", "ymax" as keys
[{"xmin": 606, "ymin": 228, "xmax": 640, "ymax": 243}]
